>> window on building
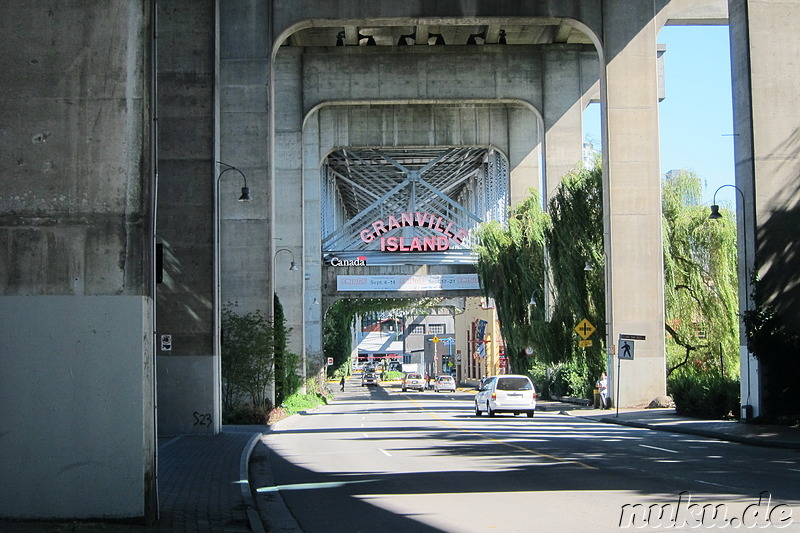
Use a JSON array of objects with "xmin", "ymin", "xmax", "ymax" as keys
[
  {"xmin": 429, "ymin": 324, "xmax": 446, "ymax": 335},
  {"xmin": 409, "ymin": 324, "xmax": 425, "ymax": 335}
]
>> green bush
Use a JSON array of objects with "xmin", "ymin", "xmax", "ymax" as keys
[
  {"xmin": 222, "ymin": 402, "xmax": 271, "ymax": 425},
  {"xmin": 221, "ymin": 304, "xmax": 275, "ymax": 411},
  {"xmin": 668, "ymin": 368, "xmax": 739, "ymax": 419},
  {"xmin": 282, "ymin": 390, "xmax": 329, "ymax": 416},
  {"xmin": 383, "ymin": 371, "xmax": 404, "ymax": 381}
]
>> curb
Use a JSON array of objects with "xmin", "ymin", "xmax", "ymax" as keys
[
  {"xmin": 248, "ymin": 415, "xmax": 305, "ymax": 533},
  {"xmin": 241, "ymin": 432, "xmax": 266, "ymax": 533}
]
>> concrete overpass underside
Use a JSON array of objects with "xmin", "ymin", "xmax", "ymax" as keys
[{"xmin": 9, "ymin": 0, "xmax": 800, "ymax": 522}]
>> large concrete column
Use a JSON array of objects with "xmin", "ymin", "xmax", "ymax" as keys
[
  {"xmin": 156, "ymin": 1, "xmax": 219, "ymax": 435},
  {"xmin": 601, "ymin": 3, "xmax": 667, "ymax": 407},
  {"xmin": 0, "ymin": 2, "xmax": 155, "ymax": 519},
  {"xmin": 219, "ymin": 0, "xmax": 273, "ymax": 404},
  {"xmin": 728, "ymin": 0, "xmax": 800, "ymax": 417},
  {"xmin": 273, "ymin": 47, "xmax": 308, "ymax": 383}
]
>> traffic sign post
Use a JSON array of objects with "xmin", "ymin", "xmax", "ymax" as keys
[{"xmin": 615, "ymin": 334, "xmax": 645, "ymax": 418}]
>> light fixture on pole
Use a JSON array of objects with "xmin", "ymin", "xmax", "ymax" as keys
[
  {"xmin": 214, "ymin": 161, "xmax": 254, "ymax": 429},
  {"xmin": 708, "ymin": 184, "xmax": 748, "ymax": 298},
  {"xmin": 584, "ymin": 261, "xmax": 593, "ymax": 271},
  {"xmin": 275, "ymin": 248, "xmax": 299, "ymax": 271},
  {"xmin": 708, "ymin": 183, "xmax": 753, "ymax": 419},
  {"xmin": 217, "ymin": 161, "xmax": 250, "ymax": 202}
]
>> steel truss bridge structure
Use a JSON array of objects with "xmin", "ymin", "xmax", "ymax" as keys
[{"xmin": 321, "ymin": 147, "xmax": 509, "ymax": 265}]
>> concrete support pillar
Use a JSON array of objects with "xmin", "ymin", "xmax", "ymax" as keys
[
  {"xmin": 728, "ymin": 0, "xmax": 800, "ymax": 418},
  {"xmin": 273, "ymin": 48, "xmax": 307, "ymax": 386},
  {"xmin": 218, "ymin": 0, "xmax": 274, "ymax": 404},
  {"xmin": 601, "ymin": 3, "xmax": 667, "ymax": 407},
  {"xmin": 156, "ymin": 0, "xmax": 219, "ymax": 435}
]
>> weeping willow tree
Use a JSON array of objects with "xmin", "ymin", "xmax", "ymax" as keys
[
  {"xmin": 475, "ymin": 190, "xmax": 550, "ymax": 373},
  {"xmin": 544, "ymin": 165, "xmax": 606, "ymax": 396},
  {"xmin": 662, "ymin": 170, "xmax": 739, "ymax": 376}
]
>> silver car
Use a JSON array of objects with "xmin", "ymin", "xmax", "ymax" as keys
[
  {"xmin": 434, "ymin": 375, "xmax": 456, "ymax": 392},
  {"xmin": 475, "ymin": 375, "xmax": 537, "ymax": 417}
]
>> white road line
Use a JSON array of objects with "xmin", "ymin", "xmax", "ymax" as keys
[
  {"xmin": 694, "ymin": 479, "xmax": 728, "ymax": 488},
  {"xmin": 788, "ymin": 468, "xmax": 800, "ymax": 473},
  {"xmin": 379, "ymin": 448, "xmax": 392, "ymax": 457},
  {"xmin": 639, "ymin": 444, "xmax": 678, "ymax": 454}
]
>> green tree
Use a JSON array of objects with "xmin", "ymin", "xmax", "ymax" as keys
[
  {"xmin": 544, "ymin": 165, "xmax": 606, "ymax": 397},
  {"xmin": 661, "ymin": 170, "xmax": 739, "ymax": 377},
  {"xmin": 475, "ymin": 190, "xmax": 549, "ymax": 373},
  {"xmin": 221, "ymin": 304, "xmax": 275, "ymax": 410},
  {"xmin": 273, "ymin": 294, "xmax": 302, "ymax": 405}
]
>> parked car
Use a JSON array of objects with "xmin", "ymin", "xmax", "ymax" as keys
[
  {"xmin": 474, "ymin": 375, "xmax": 537, "ymax": 417},
  {"xmin": 361, "ymin": 372, "xmax": 379, "ymax": 387},
  {"xmin": 434, "ymin": 375, "xmax": 456, "ymax": 392},
  {"xmin": 402, "ymin": 373, "xmax": 425, "ymax": 392}
]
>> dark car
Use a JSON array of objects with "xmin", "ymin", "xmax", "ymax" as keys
[{"xmin": 361, "ymin": 372, "xmax": 379, "ymax": 386}]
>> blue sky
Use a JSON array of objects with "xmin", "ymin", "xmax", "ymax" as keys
[{"xmin": 584, "ymin": 25, "xmax": 735, "ymax": 204}]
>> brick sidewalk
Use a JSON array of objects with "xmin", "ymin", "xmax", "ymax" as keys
[{"xmin": 0, "ymin": 426, "xmax": 265, "ymax": 532}]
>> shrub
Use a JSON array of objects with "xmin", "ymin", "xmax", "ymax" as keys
[
  {"xmin": 222, "ymin": 402, "xmax": 271, "ymax": 425},
  {"xmin": 383, "ymin": 371, "xmax": 404, "ymax": 381},
  {"xmin": 668, "ymin": 367, "xmax": 739, "ymax": 419},
  {"xmin": 221, "ymin": 304, "xmax": 275, "ymax": 411}
]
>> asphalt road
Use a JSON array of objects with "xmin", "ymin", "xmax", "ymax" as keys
[{"xmin": 253, "ymin": 378, "xmax": 800, "ymax": 532}]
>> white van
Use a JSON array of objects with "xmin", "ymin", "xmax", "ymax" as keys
[{"xmin": 474, "ymin": 375, "xmax": 537, "ymax": 417}]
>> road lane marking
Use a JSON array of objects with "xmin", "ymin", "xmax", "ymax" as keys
[
  {"xmin": 407, "ymin": 397, "xmax": 596, "ymax": 470},
  {"xmin": 256, "ymin": 479, "xmax": 377, "ymax": 493},
  {"xmin": 639, "ymin": 444, "xmax": 678, "ymax": 454},
  {"xmin": 363, "ymin": 432, "xmax": 369, "ymax": 438},
  {"xmin": 379, "ymin": 448, "xmax": 392, "ymax": 457}
]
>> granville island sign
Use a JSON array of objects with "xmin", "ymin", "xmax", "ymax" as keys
[{"xmin": 359, "ymin": 211, "xmax": 469, "ymax": 252}]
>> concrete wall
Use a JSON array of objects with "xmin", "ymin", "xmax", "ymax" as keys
[
  {"xmin": 0, "ymin": 1, "xmax": 155, "ymax": 519},
  {"xmin": 0, "ymin": 297, "xmax": 154, "ymax": 518}
]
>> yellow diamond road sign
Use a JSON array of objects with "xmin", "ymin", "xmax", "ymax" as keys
[{"xmin": 574, "ymin": 319, "xmax": 595, "ymax": 340}]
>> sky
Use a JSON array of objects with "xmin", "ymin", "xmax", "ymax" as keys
[{"xmin": 584, "ymin": 25, "xmax": 735, "ymax": 204}]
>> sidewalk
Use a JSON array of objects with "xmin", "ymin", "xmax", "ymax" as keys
[
  {"xmin": 0, "ymin": 425, "xmax": 267, "ymax": 532},
  {"xmin": 559, "ymin": 404, "xmax": 800, "ymax": 450}
]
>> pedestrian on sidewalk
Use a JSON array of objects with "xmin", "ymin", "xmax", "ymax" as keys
[
  {"xmin": 340, "ymin": 375, "xmax": 346, "ymax": 391},
  {"xmin": 596, "ymin": 372, "xmax": 608, "ymax": 409}
]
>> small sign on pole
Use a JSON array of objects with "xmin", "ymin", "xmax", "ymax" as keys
[
  {"xmin": 618, "ymin": 339, "xmax": 635, "ymax": 360},
  {"xmin": 327, "ymin": 357, "xmax": 334, "ymax": 366}
]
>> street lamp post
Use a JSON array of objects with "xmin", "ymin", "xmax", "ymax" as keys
[
  {"xmin": 708, "ymin": 183, "xmax": 756, "ymax": 420},
  {"xmin": 215, "ymin": 161, "xmax": 252, "ymax": 431}
]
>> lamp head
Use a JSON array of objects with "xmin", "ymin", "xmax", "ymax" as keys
[
  {"xmin": 289, "ymin": 261, "xmax": 299, "ymax": 271},
  {"xmin": 709, "ymin": 204, "xmax": 722, "ymax": 220},
  {"xmin": 584, "ymin": 261, "xmax": 593, "ymax": 271},
  {"xmin": 238, "ymin": 186, "xmax": 251, "ymax": 202}
]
